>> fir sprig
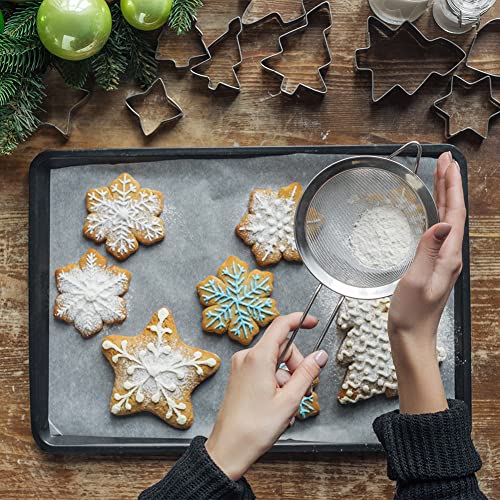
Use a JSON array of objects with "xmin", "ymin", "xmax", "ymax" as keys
[
  {"xmin": 125, "ymin": 24, "xmax": 158, "ymax": 88},
  {"xmin": 169, "ymin": 0, "xmax": 203, "ymax": 35},
  {"xmin": 4, "ymin": 0, "xmax": 42, "ymax": 38},
  {"xmin": 0, "ymin": 73, "xmax": 23, "ymax": 106},
  {"xmin": 0, "ymin": 34, "xmax": 49, "ymax": 73}
]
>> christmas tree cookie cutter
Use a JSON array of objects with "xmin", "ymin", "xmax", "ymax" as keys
[
  {"xmin": 125, "ymin": 78, "xmax": 183, "ymax": 136},
  {"xmin": 355, "ymin": 16, "xmax": 467, "ymax": 102},
  {"xmin": 432, "ymin": 75, "xmax": 500, "ymax": 140},
  {"xmin": 156, "ymin": 19, "xmax": 209, "ymax": 68},
  {"xmin": 190, "ymin": 17, "xmax": 243, "ymax": 92},
  {"xmin": 465, "ymin": 18, "xmax": 500, "ymax": 81},
  {"xmin": 242, "ymin": 0, "xmax": 306, "ymax": 26},
  {"xmin": 259, "ymin": 1, "xmax": 333, "ymax": 97}
]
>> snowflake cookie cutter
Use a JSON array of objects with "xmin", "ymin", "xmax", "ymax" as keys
[
  {"xmin": 125, "ymin": 78, "xmax": 183, "ymax": 136},
  {"xmin": 465, "ymin": 18, "xmax": 500, "ymax": 81},
  {"xmin": 242, "ymin": 0, "xmax": 306, "ymax": 27},
  {"xmin": 260, "ymin": 1, "xmax": 333, "ymax": 97},
  {"xmin": 432, "ymin": 75, "xmax": 500, "ymax": 140},
  {"xmin": 355, "ymin": 16, "xmax": 467, "ymax": 103},
  {"xmin": 190, "ymin": 17, "xmax": 243, "ymax": 92},
  {"xmin": 156, "ymin": 19, "xmax": 209, "ymax": 68}
]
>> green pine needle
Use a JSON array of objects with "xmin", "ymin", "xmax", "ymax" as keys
[
  {"xmin": 54, "ymin": 59, "xmax": 91, "ymax": 89},
  {"xmin": 0, "ymin": 73, "xmax": 45, "ymax": 155},
  {"xmin": 0, "ymin": 73, "xmax": 23, "ymax": 106},
  {"xmin": 169, "ymin": 0, "xmax": 203, "ymax": 35},
  {"xmin": 0, "ymin": 34, "xmax": 50, "ymax": 73},
  {"xmin": 4, "ymin": 0, "xmax": 42, "ymax": 38},
  {"xmin": 123, "ymin": 23, "xmax": 158, "ymax": 88}
]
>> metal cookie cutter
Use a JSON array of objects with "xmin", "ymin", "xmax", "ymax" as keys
[
  {"xmin": 242, "ymin": 0, "xmax": 306, "ymax": 26},
  {"xmin": 355, "ymin": 16, "xmax": 467, "ymax": 102},
  {"xmin": 156, "ymin": 20, "xmax": 209, "ymax": 68},
  {"xmin": 125, "ymin": 78, "xmax": 183, "ymax": 136},
  {"xmin": 190, "ymin": 17, "xmax": 243, "ymax": 92},
  {"xmin": 466, "ymin": 18, "xmax": 500, "ymax": 80},
  {"xmin": 432, "ymin": 75, "xmax": 500, "ymax": 140},
  {"xmin": 260, "ymin": 1, "xmax": 333, "ymax": 97}
]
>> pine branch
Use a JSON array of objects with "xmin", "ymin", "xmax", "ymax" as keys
[
  {"xmin": 4, "ymin": 0, "xmax": 42, "ymax": 38},
  {"xmin": 54, "ymin": 59, "xmax": 91, "ymax": 89},
  {"xmin": 0, "ymin": 73, "xmax": 23, "ymax": 106},
  {"xmin": 169, "ymin": 0, "xmax": 203, "ymax": 35},
  {"xmin": 90, "ymin": 4, "xmax": 129, "ymax": 91},
  {"xmin": 0, "ymin": 74, "xmax": 45, "ymax": 155},
  {"xmin": 123, "ymin": 24, "xmax": 158, "ymax": 88},
  {"xmin": 0, "ymin": 34, "xmax": 50, "ymax": 74}
]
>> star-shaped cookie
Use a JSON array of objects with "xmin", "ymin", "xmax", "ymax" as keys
[
  {"xmin": 84, "ymin": 172, "xmax": 165, "ymax": 260},
  {"xmin": 102, "ymin": 307, "xmax": 220, "ymax": 429},
  {"xmin": 196, "ymin": 256, "xmax": 279, "ymax": 345},
  {"xmin": 54, "ymin": 248, "xmax": 131, "ymax": 338}
]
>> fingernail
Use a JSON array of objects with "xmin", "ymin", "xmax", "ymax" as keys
[
  {"xmin": 445, "ymin": 151, "xmax": 453, "ymax": 162},
  {"xmin": 314, "ymin": 350, "xmax": 329, "ymax": 368},
  {"xmin": 434, "ymin": 223, "xmax": 452, "ymax": 241},
  {"xmin": 453, "ymin": 160, "xmax": 460, "ymax": 172}
]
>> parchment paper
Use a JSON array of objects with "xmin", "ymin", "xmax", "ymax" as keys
[{"xmin": 48, "ymin": 153, "xmax": 455, "ymax": 446}]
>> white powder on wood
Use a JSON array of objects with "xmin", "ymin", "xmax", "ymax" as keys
[{"xmin": 349, "ymin": 206, "xmax": 413, "ymax": 270}]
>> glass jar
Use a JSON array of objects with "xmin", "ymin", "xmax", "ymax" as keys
[
  {"xmin": 433, "ymin": 0, "xmax": 496, "ymax": 34},
  {"xmin": 368, "ymin": 0, "xmax": 430, "ymax": 25}
]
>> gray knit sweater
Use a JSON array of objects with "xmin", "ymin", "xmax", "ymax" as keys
[{"xmin": 139, "ymin": 400, "xmax": 485, "ymax": 499}]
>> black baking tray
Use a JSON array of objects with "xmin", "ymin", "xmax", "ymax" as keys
[{"xmin": 29, "ymin": 144, "xmax": 471, "ymax": 455}]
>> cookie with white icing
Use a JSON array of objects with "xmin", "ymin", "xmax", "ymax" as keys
[
  {"xmin": 236, "ymin": 183, "xmax": 302, "ymax": 267},
  {"xmin": 102, "ymin": 307, "xmax": 220, "ymax": 429},
  {"xmin": 84, "ymin": 172, "xmax": 165, "ymax": 261},
  {"xmin": 336, "ymin": 298, "xmax": 446, "ymax": 404},
  {"xmin": 54, "ymin": 248, "xmax": 131, "ymax": 338},
  {"xmin": 196, "ymin": 256, "xmax": 279, "ymax": 346}
]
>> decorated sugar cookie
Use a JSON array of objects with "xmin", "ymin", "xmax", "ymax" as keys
[
  {"xmin": 236, "ymin": 182, "xmax": 302, "ymax": 266},
  {"xmin": 54, "ymin": 248, "xmax": 131, "ymax": 338},
  {"xmin": 296, "ymin": 378, "xmax": 320, "ymax": 420},
  {"xmin": 84, "ymin": 172, "xmax": 165, "ymax": 261},
  {"xmin": 102, "ymin": 307, "xmax": 220, "ymax": 429},
  {"xmin": 196, "ymin": 256, "xmax": 279, "ymax": 346},
  {"xmin": 336, "ymin": 298, "xmax": 446, "ymax": 404}
]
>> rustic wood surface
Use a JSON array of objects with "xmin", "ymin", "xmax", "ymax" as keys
[{"xmin": 0, "ymin": 0, "xmax": 499, "ymax": 498}]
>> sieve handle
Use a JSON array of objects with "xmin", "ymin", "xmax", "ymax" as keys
[
  {"xmin": 311, "ymin": 295, "xmax": 345, "ymax": 353},
  {"xmin": 388, "ymin": 141, "xmax": 422, "ymax": 174},
  {"xmin": 277, "ymin": 284, "xmax": 323, "ymax": 368}
]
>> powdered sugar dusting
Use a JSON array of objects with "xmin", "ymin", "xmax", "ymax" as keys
[{"xmin": 349, "ymin": 206, "xmax": 413, "ymax": 270}]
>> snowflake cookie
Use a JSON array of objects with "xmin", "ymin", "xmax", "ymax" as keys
[
  {"xmin": 54, "ymin": 248, "xmax": 131, "ymax": 338},
  {"xmin": 236, "ymin": 182, "xmax": 303, "ymax": 267},
  {"xmin": 102, "ymin": 307, "xmax": 220, "ymax": 429},
  {"xmin": 84, "ymin": 172, "xmax": 165, "ymax": 261},
  {"xmin": 296, "ymin": 378, "xmax": 320, "ymax": 420},
  {"xmin": 336, "ymin": 298, "xmax": 446, "ymax": 404},
  {"xmin": 196, "ymin": 256, "xmax": 279, "ymax": 346}
]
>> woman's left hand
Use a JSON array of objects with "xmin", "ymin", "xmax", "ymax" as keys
[{"xmin": 205, "ymin": 313, "xmax": 329, "ymax": 481}]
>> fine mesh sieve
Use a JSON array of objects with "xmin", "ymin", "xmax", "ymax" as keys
[{"xmin": 279, "ymin": 142, "xmax": 439, "ymax": 365}]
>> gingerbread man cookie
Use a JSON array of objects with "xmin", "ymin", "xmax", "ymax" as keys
[
  {"xmin": 196, "ymin": 256, "xmax": 279, "ymax": 346},
  {"xmin": 102, "ymin": 307, "xmax": 220, "ymax": 429},
  {"xmin": 236, "ymin": 183, "xmax": 302, "ymax": 267},
  {"xmin": 84, "ymin": 172, "xmax": 165, "ymax": 260},
  {"xmin": 54, "ymin": 248, "xmax": 131, "ymax": 338}
]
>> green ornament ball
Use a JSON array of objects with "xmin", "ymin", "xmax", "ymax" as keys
[
  {"xmin": 121, "ymin": 0, "xmax": 172, "ymax": 31},
  {"xmin": 37, "ymin": 0, "xmax": 112, "ymax": 61},
  {"xmin": 0, "ymin": 10, "xmax": 3, "ymax": 34}
]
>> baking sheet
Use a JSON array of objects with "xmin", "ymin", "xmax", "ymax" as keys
[{"xmin": 48, "ymin": 153, "xmax": 455, "ymax": 446}]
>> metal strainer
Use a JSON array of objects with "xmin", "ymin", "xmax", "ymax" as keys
[{"xmin": 279, "ymin": 142, "xmax": 439, "ymax": 363}]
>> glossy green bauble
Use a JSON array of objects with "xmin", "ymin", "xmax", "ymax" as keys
[
  {"xmin": 121, "ymin": 0, "xmax": 172, "ymax": 31},
  {"xmin": 0, "ymin": 10, "xmax": 3, "ymax": 34},
  {"xmin": 37, "ymin": 0, "xmax": 112, "ymax": 61}
]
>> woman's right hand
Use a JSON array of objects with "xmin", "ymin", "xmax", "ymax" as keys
[{"xmin": 388, "ymin": 151, "xmax": 466, "ymax": 414}]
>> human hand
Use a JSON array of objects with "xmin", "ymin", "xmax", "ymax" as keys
[
  {"xmin": 205, "ymin": 313, "xmax": 329, "ymax": 480},
  {"xmin": 389, "ymin": 151, "xmax": 466, "ymax": 413}
]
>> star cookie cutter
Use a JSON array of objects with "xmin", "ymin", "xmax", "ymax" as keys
[
  {"xmin": 190, "ymin": 17, "xmax": 243, "ymax": 92},
  {"xmin": 242, "ymin": 0, "xmax": 306, "ymax": 26},
  {"xmin": 156, "ymin": 19, "xmax": 209, "ymax": 68},
  {"xmin": 465, "ymin": 18, "xmax": 500, "ymax": 81},
  {"xmin": 125, "ymin": 78, "xmax": 183, "ymax": 136},
  {"xmin": 432, "ymin": 75, "xmax": 500, "ymax": 140},
  {"xmin": 260, "ymin": 1, "xmax": 333, "ymax": 97},
  {"xmin": 355, "ymin": 16, "xmax": 467, "ymax": 103}
]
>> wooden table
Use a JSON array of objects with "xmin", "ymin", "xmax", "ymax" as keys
[{"xmin": 1, "ymin": 1, "xmax": 498, "ymax": 497}]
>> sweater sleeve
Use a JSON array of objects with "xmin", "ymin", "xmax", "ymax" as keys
[
  {"xmin": 373, "ymin": 399, "xmax": 487, "ymax": 499},
  {"xmin": 138, "ymin": 436, "xmax": 255, "ymax": 500}
]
